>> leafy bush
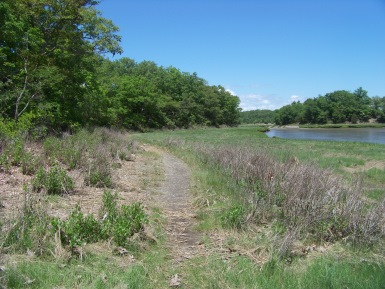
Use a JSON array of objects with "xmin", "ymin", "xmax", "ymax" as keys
[
  {"xmin": 21, "ymin": 152, "xmax": 41, "ymax": 175},
  {"xmin": 85, "ymin": 147, "xmax": 113, "ymax": 188},
  {"xmin": 221, "ymin": 205, "xmax": 246, "ymax": 229},
  {"xmin": 52, "ymin": 205, "xmax": 101, "ymax": 248},
  {"xmin": 0, "ymin": 138, "xmax": 25, "ymax": 172},
  {"xmin": 99, "ymin": 191, "xmax": 147, "ymax": 246},
  {"xmin": 113, "ymin": 203, "xmax": 148, "ymax": 246},
  {"xmin": 52, "ymin": 191, "xmax": 148, "ymax": 249},
  {"xmin": 85, "ymin": 167, "xmax": 112, "ymax": 188},
  {"xmin": 1, "ymin": 191, "xmax": 51, "ymax": 254},
  {"xmin": 32, "ymin": 166, "xmax": 74, "ymax": 195}
]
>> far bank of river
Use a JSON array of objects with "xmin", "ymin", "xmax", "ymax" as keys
[{"xmin": 266, "ymin": 127, "xmax": 385, "ymax": 145}]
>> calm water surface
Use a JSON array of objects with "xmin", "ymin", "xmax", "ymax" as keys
[{"xmin": 266, "ymin": 128, "xmax": 385, "ymax": 145}]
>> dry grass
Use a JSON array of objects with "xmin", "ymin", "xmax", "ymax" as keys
[{"xmin": 173, "ymin": 141, "xmax": 385, "ymax": 255}]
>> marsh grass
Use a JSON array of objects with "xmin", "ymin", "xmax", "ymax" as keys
[
  {"xmin": 0, "ymin": 246, "xmax": 167, "ymax": 289},
  {"xmin": 182, "ymin": 253, "xmax": 385, "ymax": 289},
  {"xmin": 365, "ymin": 168, "xmax": 385, "ymax": 183},
  {"xmin": 131, "ymin": 126, "xmax": 385, "ymax": 286}
]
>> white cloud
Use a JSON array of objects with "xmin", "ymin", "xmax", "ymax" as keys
[
  {"xmin": 225, "ymin": 89, "xmax": 236, "ymax": 96},
  {"xmin": 226, "ymin": 87, "xmax": 306, "ymax": 111},
  {"xmin": 290, "ymin": 95, "xmax": 301, "ymax": 101},
  {"xmin": 239, "ymin": 93, "xmax": 280, "ymax": 111}
]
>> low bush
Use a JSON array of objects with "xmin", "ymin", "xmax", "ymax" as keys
[
  {"xmin": 21, "ymin": 152, "xmax": 42, "ymax": 175},
  {"xmin": 1, "ymin": 191, "xmax": 51, "ymax": 255},
  {"xmin": 32, "ymin": 166, "xmax": 74, "ymax": 195},
  {"xmin": 52, "ymin": 191, "xmax": 148, "ymax": 249},
  {"xmin": 51, "ymin": 205, "xmax": 101, "ymax": 248},
  {"xmin": 221, "ymin": 205, "xmax": 246, "ymax": 229},
  {"xmin": 0, "ymin": 138, "xmax": 25, "ymax": 172}
]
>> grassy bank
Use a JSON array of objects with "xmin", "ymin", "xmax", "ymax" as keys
[
  {"xmin": 132, "ymin": 126, "xmax": 385, "ymax": 287},
  {"xmin": 1, "ymin": 126, "xmax": 384, "ymax": 288},
  {"xmin": 299, "ymin": 123, "xmax": 385, "ymax": 128}
]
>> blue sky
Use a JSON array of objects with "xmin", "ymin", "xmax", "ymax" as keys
[{"xmin": 98, "ymin": 0, "xmax": 385, "ymax": 111}]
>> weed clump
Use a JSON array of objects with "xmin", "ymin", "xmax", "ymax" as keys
[
  {"xmin": 221, "ymin": 205, "xmax": 246, "ymax": 229},
  {"xmin": 32, "ymin": 166, "xmax": 74, "ymax": 195},
  {"xmin": 1, "ymin": 190, "xmax": 52, "ymax": 255},
  {"xmin": 52, "ymin": 191, "xmax": 147, "ymax": 249}
]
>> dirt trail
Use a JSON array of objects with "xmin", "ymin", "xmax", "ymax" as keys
[{"xmin": 149, "ymin": 148, "xmax": 202, "ymax": 262}]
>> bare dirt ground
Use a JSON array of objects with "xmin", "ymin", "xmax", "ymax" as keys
[
  {"xmin": 0, "ymin": 144, "xmax": 203, "ymax": 263},
  {"xmin": 149, "ymin": 147, "xmax": 203, "ymax": 262}
]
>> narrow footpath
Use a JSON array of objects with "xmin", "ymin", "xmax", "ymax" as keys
[{"xmin": 152, "ymin": 149, "xmax": 202, "ymax": 263}]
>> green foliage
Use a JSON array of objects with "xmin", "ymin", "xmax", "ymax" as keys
[
  {"xmin": 52, "ymin": 191, "xmax": 147, "ymax": 248},
  {"xmin": 0, "ymin": 0, "xmax": 122, "ymax": 128},
  {"xmin": 85, "ymin": 161, "xmax": 112, "ymax": 188},
  {"xmin": 99, "ymin": 191, "xmax": 147, "ymax": 246},
  {"xmin": 2, "ymin": 192, "xmax": 51, "ymax": 254},
  {"xmin": 0, "ymin": 137, "xmax": 25, "ymax": 172},
  {"xmin": 98, "ymin": 58, "xmax": 240, "ymax": 129},
  {"xmin": 32, "ymin": 166, "xmax": 74, "ymax": 195},
  {"xmin": 240, "ymin": 109, "xmax": 275, "ymax": 124},
  {"xmin": 113, "ymin": 203, "xmax": 147, "ymax": 246},
  {"xmin": 21, "ymin": 152, "xmax": 41, "ymax": 175},
  {"xmin": 221, "ymin": 205, "xmax": 246, "ymax": 229},
  {"xmin": 52, "ymin": 205, "xmax": 100, "ymax": 248},
  {"xmin": 275, "ymin": 87, "xmax": 381, "ymax": 125}
]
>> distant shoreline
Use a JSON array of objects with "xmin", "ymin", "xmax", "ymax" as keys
[{"xmin": 270, "ymin": 123, "xmax": 385, "ymax": 129}]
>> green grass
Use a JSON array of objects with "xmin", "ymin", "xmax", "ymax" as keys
[
  {"xmin": 365, "ymin": 168, "xmax": 385, "ymax": 183},
  {"xmin": 366, "ymin": 188, "xmax": 385, "ymax": 201},
  {"xmin": 133, "ymin": 126, "xmax": 385, "ymax": 184},
  {"xmin": 181, "ymin": 254, "xmax": 385, "ymax": 289},
  {"xmin": 2, "ymin": 126, "xmax": 384, "ymax": 288},
  {"xmin": 130, "ymin": 125, "xmax": 385, "ymax": 288},
  {"xmin": 1, "ymin": 247, "xmax": 171, "ymax": 289}
]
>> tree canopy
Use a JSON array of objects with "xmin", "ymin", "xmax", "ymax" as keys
[
  {"xmin": 274, "ymin": 88, "xmax": 384, "ymax": 125},
  {"xmin": 239, "ymin": 109, "xmax": 275, "ymax": 124},
  {"xmin": 0, "ymin": 0, "xmax": 241, "ymax": 131}
]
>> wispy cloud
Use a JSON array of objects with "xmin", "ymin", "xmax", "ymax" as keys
[
  {"xmin": 226, "ymin": 86, "xmax": 305, "ymax": 111},
  {"xmin": 290, "ymin": 95, "xmax": 301, "ymax": 101},
  {"xmin": 225, "ymin": 89, "xmax": 236, "ymax": 96}
]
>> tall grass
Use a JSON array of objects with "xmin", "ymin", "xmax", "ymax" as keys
[
  {"xmin": 184, "ymin": 254, "xmax": 385, "ymax": 289},
  {"xmin": 132, "ymin": 127, "xmax": 385, "ymax": 254}
]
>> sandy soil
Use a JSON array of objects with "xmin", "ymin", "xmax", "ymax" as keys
[{"xmin": 0, "ymin": 145, "xmax": 203, "ymax": 262}]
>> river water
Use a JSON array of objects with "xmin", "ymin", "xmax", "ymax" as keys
[{"xmin": 265, "ymin": 128, "xmax": 385, "ymax": 145}]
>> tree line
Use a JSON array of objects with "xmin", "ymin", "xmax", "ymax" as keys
[
  {"xmin": 241, "ymin": 88, "xmax": 385, "ymax": 125},
  {"xmin": 274, "ymin": 88, "xmax": 385, "ymax": 125},
  {"xmin": 239, "ymin": 109, "xmax": 275, "ymax": 124},
  {"xmin": 0, "ymin": 0, "xmax": 240, "ymax": 132}
]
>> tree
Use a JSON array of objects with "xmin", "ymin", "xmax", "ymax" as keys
[
  {"xmin": 0, "ymin": 0, "xmax": 122, "ymax": 127},
  {"xmin": 275, "ymin": 101, "xmax": 304, "ymax": 125}
]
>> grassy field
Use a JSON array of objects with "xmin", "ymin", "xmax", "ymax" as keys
[
  {"xmin": 131, "ymin": 125, "xmax": 385, "ymax": 288},
  {"xmin": 1, "ymin": 126, "xmax": 384, "ymax": 288}
]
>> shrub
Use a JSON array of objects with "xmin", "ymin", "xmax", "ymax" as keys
[
  {"xmin": 52, "ymin": 205, "xmax": 101, "ymax": 248},
  {"xmin": 85, "ymin": 146, "xmax": 113, "ymax": 188},
  {"xmin": 0, "ymin": 138, "xmax": 25, "ymax": 172},
  {"xmin": 21, "ymin": 152, "xmax": 41, "ymax": 175},
  {"xmin": 32, "ymin": 166, "xmax": 74, "ymax": 195},
  {"xmin": 221, "ymin": 205, "xmax": 246, "ymax": 229},
  {"xmin": 52, "ymin": 191, "xmax": 148, "ymax": 249},
  {"xmin": 1, "ymin": 190, "xmax": 51, "ymax": 255},
  {"xmin": 99, "ymin": 191, "xmax": 147, "ymax": 246}
]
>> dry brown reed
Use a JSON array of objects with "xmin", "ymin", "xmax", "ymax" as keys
[{"xmin": 168, "ymin": 139, "xmax": 385, "ymax": 253}]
